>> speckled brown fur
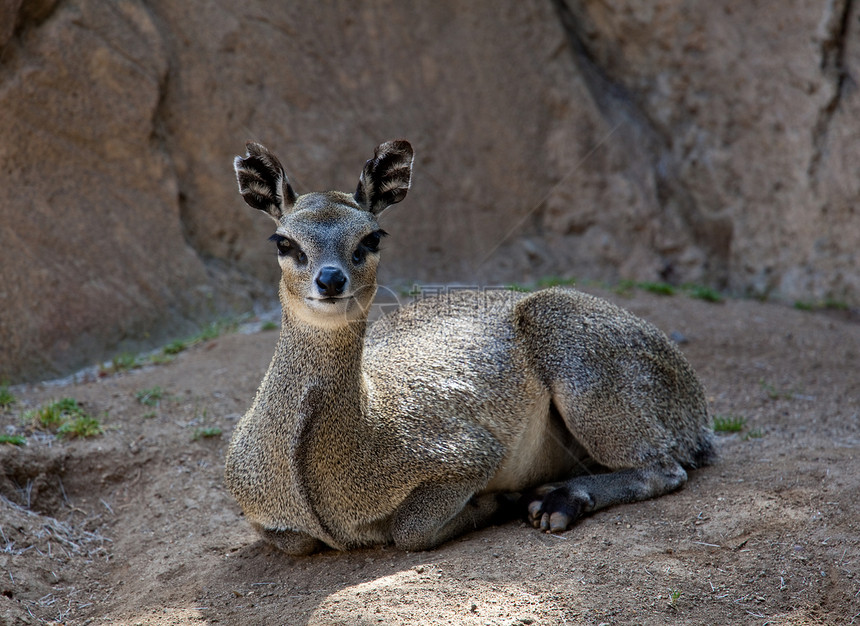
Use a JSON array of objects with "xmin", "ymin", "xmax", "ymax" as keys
[{"xmin": 224, "ymin": 140, "xmax": 714, "ymax": 554}]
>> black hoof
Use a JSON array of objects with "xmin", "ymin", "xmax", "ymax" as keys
[{"xmin": 524, "ymin": 486, "xmax": 587, "ymax": 533}]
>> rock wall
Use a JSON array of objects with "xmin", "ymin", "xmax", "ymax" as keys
[
  {"xmin": 1, "ymin": 0, "xmax": 858, "ymax": 382},
  {"xmin": 558, "ymin": 0, "xmax": 860, "ymax": 301}
]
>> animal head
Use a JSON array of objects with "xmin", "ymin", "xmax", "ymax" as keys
[{"xmin": 234, "ymin": 140, "xmax": 413, "ymax": 328}]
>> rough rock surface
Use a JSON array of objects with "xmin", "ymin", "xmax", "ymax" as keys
[{"xmin": 1, "ymin": 0, "xmax": 858, "ymax": 381}]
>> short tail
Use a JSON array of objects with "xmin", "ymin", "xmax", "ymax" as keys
[{"xmin": 686, "ymin": 429, "xmax": 717, "ymax": 469}]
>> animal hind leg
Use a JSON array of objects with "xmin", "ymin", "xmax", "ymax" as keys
[
  {"xmin": 251, "ymin": 522, "xmax": 324, "ymax": 555},
  {"xmin": 526, "ymin": 458, "xmax": 688, "ymax": 533},
  {"xmin": 391, "ymin": 486, "xmax": 516, "ymax": 551}
]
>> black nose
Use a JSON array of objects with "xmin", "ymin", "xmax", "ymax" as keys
[{"xmin": 316, "ymin": 266, "xmax": 347, "ymax": 297}]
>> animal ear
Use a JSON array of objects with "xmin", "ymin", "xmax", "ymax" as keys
[
  {"xmin": 234, "ymin": 142, "xmax": 298, "ymax": 221},
  {"xmin": 354, "ymin": 140, "xmax": 413, "ymax": 215}
]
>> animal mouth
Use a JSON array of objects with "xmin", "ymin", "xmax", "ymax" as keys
[
  {"xmin": 307, "ymin": 296, "xmax": 354, "ymax": 306},
  {"xmin": 307, "ymin": 296, "xmax": 352, "ymax": 304}
]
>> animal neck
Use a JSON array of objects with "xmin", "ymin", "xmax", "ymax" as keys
[{"xmin": 271, "ymin": 305, "xmax": 368, "ymax": 404}]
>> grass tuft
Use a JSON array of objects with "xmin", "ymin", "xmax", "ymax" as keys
[
  {"xmin": 162, "ymin": 320, "xmax": 240, "ymax": 358},
  {"xmin": 112, "ymin": 352, "xmax": 141, "ymax": 372},
  {"xmin": 683, "ymin": 284, "xmax": 724, "ymax": 303},
  {"xmin": 23, "ymin": 398, "xmax": 104, "ymax": 439},
  {"xmin": 192, "ymin": 426, "xmax": 222, "ymax": 441},
  {"xmin": 149, "ymin": 353, "xmax": 175, "ymax": 366},
  {"xmin": 506, "ymin": 284, "xmax": 532, "ymax": 293},
  {"xmin": 822, "ymin": 299, "xmax": 849, "ymax": 311},
  {"xmin": 0, "ymin": 382, "xmax": 15, "ymax": 410},
  {"xmin": 163, "ymin": 340, "xmax": 187, "ymax": 355},
  {"xmin": 100, "ymin": 352, "xmax": 142, "ymax": 376},
  {"xmin": 25, "ymin": 398, "xmax": 85, "ymax": 430},
  {"xmin": 795, "ymin": 299, "xmax": 850, "ymax": 312},
  {"xmin": 57, "ymin": 415, "xmax": 104, "ymax": 439},
  {"xmin": 713, "ymin": 414, "xmax": 747, "ymax": 433},
  {"xmin": 612, "ymin": 280, "xmax": 636, "ymax": 297},
  {"xmin": 713, "ymin": 414, "xmax": 765, "ymax": 440},
  {"xmin": 96, "ymin": 318, "xmax": 243, "ymax": 377},
  {"xmin": 759, "ymin": 379, "xmax": 802, "ymax": 401},
  {"xmin": 615, "ymin": 280, "xmax": 724, "ymax": 302},
  {"xmin": 743, "ymin": 428, "xmax": 764, "ymax": 440},
  {"xmin": 135, "ymin": 386, "xmax": 164, "ymax": 407},
  {"xmin": 637, "ymin": 281, "xmax": 677, "ymax": 296},
  {"xmin": 0, "ymin": 433, "xmax": 26, "ymax": 446}
]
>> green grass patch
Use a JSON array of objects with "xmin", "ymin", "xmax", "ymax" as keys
[
  {"xmin": 24, "ymin": 397, "xmax": 86, "ymax": 430},
  {"xmin": 713, "ymin": 414, "xmax": 746, "ymax": 433},
  {"xmin": 612, "ymin": 280, "xmax": 636, "ymax": 297},
  {"xmin": 100, "ymin": 352, "xmax": 143, "ymax": 375},
  {"xmin": 506, "ymin": 284, "xmax": 532, "ymax": 293},
  {"xmin": 261, "ymin": 321, "xmax": 279, "ymax": 331},
  {"xmin": 0, "ymin": 382, "xmax": 15, "ymax": 410},
  {"xmin": 760, "ymin": 380, "xmax": 782, "ymax": 400},
  {"xmin": 135, "ymin": 386, "xmax": 164, "ymax": 407},
  {"xmin": 148, "ymin": 353, "xmax": 175, "ymax": 366},
  {"xmin": 637, "ymin": 281, "xmax": 677, "ymax": 296},
  {"xmin": 683, "ymin": 284, "xmax": 724, "ymax": 303},
  {"xmin": 759, "ymin": 379, "xmax": 801, "ymax": 401},
  {"xmin": 822, "ymin": 299, "xmax": 850, "ymax": 311},
  {"xmin": 163, "ymin": 339, "xmax": 188, "ymax": 355},
  {"xmin": 162, "ymin": 320, "xmax": 240, "ymax": 358},
  {"xmin": 57, "ymin": 415, "xmax": 104, "ymax": 439},
  {"xmin": 111, "ymin": 352, "xmax": 141, "ymax": 372},
  {"xmin": 95, "ymin": 318, "xmax": 244, "ymax": 377},
  {"xmin": 0, "ymin": 433, "xmax": 26, "ymax": 446},
  {"xmin": 743, "ymin": 428, "xmax": 764, "ymax": 440},
  {"xmin": 794, "ymin": 299, "xmax": 850, "ymax": 312},
  {"xmin": 198, "ymin": 321, "xmax": 231, "ymax": 342},
  {"xmin": 613, "ymin": 280, "xmax": 677, "ymax": 297},
  {"xmin": 713, "ymin": 414, "xmax": 765, "ymax": 440},
  {"xmin": 23, "ymin": 398, "xmax": 103, "ymax": 439},
  {"xmin": 192, "ymin": 426, "xmax": 222, "ymax": 441}
]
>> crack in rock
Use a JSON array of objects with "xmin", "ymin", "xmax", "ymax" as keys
[{"xmin": 809, "ymin": 0, "xmax": 854, "ymax": 184}]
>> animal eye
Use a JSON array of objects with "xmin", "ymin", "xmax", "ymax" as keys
[
  {"xmin": 362, "ymin": 232, "xmax": 381, "ymax": 252},
  {"xmin": 352, "ymin": 230, "xmax": 386, "ymax": 265},
  {"xmin": 269, "ymin": 234, "xmax": 306, "ymax": 265},
  {"xmin": 269, "ymin": 234, "xmax": 291, "ymax": 255}
]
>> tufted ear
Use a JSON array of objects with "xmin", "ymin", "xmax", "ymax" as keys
[
  {"xmin": 234, "ymin": 142, "xmax": 298, "ymax": 221},
  {"xmin": 354, "ymin": 140, "xmax": 413, "ymax": 215}
]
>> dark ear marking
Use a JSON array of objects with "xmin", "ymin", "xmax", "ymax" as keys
[
  {"xmin": 354, "ymin": 140, "xmax": 414, "ymax": 215},
  {"xmin": 234, "ymin": 142, "xmax": 298, "ymax": 221}
]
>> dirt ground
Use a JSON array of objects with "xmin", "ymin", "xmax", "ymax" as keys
[{"xmin": 1, "ymin": 287, "xmax": 858, "ymax": 626}]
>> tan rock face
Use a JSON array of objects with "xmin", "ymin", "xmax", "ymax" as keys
[
  {"xmin": 559, "ymin": 0, "xmax": 860, "ymax": 300},
  {"xmin": 1, "ymin": 0, "xmax": 858, "ymax": 382}
]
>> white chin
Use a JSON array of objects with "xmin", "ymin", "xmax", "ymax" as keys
[{"xmin": 298, "ymin": 297, "xmax": 363, "ymax": 327}]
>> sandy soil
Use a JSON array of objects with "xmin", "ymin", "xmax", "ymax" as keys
[{"xmin": 1, "ymin": 287, "xmax": 858, "ymax": 626}]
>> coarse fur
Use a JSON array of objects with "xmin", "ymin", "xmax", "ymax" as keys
[{"xmin": 224, "ymin": 140, "xmax": 715, "ymax": 554}]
